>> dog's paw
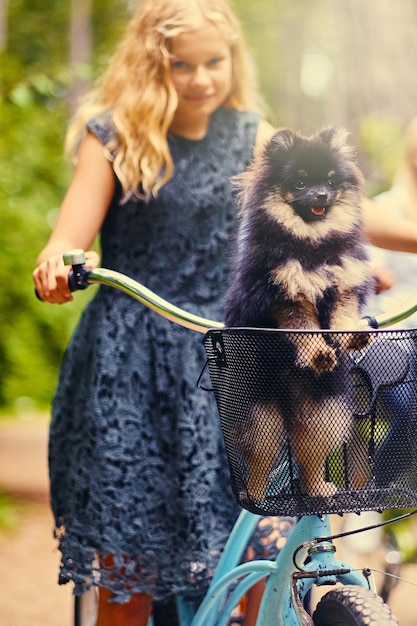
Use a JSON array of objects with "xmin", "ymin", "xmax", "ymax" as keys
[
  {"xmin": 344, "ymin": 332, "xmax": 372, "ymax": 352},
  {"xmin": 295, "ymin": 338, "xmax": 337, "ymax": 374},
  {"xmin": 311, "ymin": 345, "xmax": 338, "ymax": 374}
]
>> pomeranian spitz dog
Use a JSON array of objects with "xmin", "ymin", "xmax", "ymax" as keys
[{"xmin": 224, "ymin": 127, "xmax": 374, "ymax": 502}]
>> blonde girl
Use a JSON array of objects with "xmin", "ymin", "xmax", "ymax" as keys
[{"xmin": 34, "ymin": 1, "xmax": 273, "ymax": 624}]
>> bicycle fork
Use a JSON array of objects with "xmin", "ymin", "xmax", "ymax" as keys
[{"xmin": 258, "ymin": 514, "xmax": 374, "ymax": 626}]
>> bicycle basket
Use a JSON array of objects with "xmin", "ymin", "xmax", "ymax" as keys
[{"xmin": 202, "ymin": 327, "xmax": 417, "ymax": 517}]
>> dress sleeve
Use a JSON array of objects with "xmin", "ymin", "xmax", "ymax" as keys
[{"xmin": 86, "ymin": 111, "xmax": 118, "ymax": 156}]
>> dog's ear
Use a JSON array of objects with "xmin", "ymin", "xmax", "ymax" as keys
[
  {"xmin": 318, "ymin": 126, "xmax": 348, "ymax": 144},
  {"xmin": 318, "ymin": 126, "xmax": 364, "ymax": 187},
  {"xmin": 318, "ymin": 127, "xmax": 358, "ymax": 163},
  {"xmin": 267, "ymin": 128, "xmax": 300, "ymax": 154},
  {"xmin": 262, "ymin": 129, "xmax": 302, "ymax": 171}
]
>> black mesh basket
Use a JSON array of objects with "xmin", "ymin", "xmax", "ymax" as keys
[{"xmin": 202, "ymin": 328, "xmax": 417, "ymax": 517}]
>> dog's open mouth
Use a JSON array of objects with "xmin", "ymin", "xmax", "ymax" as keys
[
  {"xmin": 311, "ymin": 206, "xmax": 326, "ymax": 217},
  {"xmin": 293, "ymin": 203, "xmax": 329, "ymax": 222}
]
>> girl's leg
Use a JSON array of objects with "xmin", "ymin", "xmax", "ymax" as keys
[
  {"xmin": 96, "ymin": 587, "xmax": 153, "ymax": 626},
  {"xmin": 96, "ymin": 553, "xmax": 153, "ymax": 626},
  {"xmin": 243, "ymin": 574, "xmax": 264, "ymax": 626},
  {"xmin": 243, "ymin": 517, "xmax": 296, "ymax": 625}
]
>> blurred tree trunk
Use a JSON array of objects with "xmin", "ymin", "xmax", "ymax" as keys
[
  {"xmin": 0, "ymin": 0, "xmax": 7, "ymax": 51},
  {"xmin": 69, "ymin": 0, "xmax": 93, "ymax": 116},
  {"xmin": 327, "ymin": 0, "xmax": 417, "ymax": 133},
  {"xmin": 266, "ymin": 0, "xmax": 417, "ymax": 139}
]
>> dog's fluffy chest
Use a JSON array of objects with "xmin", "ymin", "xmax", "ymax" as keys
[{"xmin": 270, "ymin": 255, "xmax": 369, "ymax": 303}]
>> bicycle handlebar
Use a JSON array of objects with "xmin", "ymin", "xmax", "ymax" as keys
[
  {"xmin": 63, "ymin": 249, "xmax": 223, "ymax": 334},
  {"xmin": 37, "ymin": 249, "xmax": 417, "ymax": 332}
]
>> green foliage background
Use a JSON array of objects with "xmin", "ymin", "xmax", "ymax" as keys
[
  {"xmin": 0, "ymin": 0, "xmax": 128, "ymax": 411},
  {"xmin": 0, "ymin": 0, "xmax": 410, "ymax": 413}
]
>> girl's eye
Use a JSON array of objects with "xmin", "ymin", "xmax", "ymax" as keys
[
  {"xmin": 294, "ymin": 180, "xmax": 306, "ymax": 190},
  {"xmin": 208, "ymin": 57, "xmax": 222, "ymax": 66},
  {"xmin": 170, "ymin": 60, "xmax": 188, "ymax": 70}
]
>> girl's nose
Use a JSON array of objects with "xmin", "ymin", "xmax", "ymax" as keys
[{"xmin": 191, "ymin": 65, "xmax": 211, "ymax": 86}]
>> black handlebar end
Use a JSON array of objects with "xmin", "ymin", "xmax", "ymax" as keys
[{"xmin": 361, "ymin": 315, "xmax": 378, "ymax": 329}]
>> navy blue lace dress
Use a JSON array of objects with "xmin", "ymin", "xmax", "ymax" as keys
[{"xmin": 49, "ymin": 107, "xmax": 261, "ymax": 602}]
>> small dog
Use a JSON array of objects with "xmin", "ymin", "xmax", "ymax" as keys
[{"xmin": 224, "ymin": 127, "xmax": 374, "ymax": 502}]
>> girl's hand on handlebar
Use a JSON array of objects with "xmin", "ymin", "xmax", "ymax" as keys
[
  {"xmin": 373, "ymin": 265, "xmax": 396, "ymax": 294},
  {"xmin": 33, "ymin": 250, "xmax": 100, "ymax": 304}
]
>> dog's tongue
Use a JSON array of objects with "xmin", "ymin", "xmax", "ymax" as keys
[{"xmin": 311, "ymin": 207, "xmax": 326, "ymax": 216}]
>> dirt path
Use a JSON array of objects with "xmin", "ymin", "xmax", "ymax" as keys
[
  {"xmin": 0, "ymin": 503, "xmax": 73, "ymax": 626},
  {"xmin": 0, "ymin": 414, "xmax": 416, "ymax": 625},
  {"xmin": 0, "ymin": 415, "xmax": 73, "ymax": 626}
]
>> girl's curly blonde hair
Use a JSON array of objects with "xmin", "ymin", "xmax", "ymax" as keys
[{"xmin": 65, "ymin": 0, "xmax": 263, "ymax": 200}]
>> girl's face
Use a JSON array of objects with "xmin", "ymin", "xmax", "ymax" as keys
[{"xmin": 169, "ymin": 22, "xmax": 233, "ymax": 139}]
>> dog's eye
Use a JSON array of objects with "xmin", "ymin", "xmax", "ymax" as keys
[
  {"xmin": 294, "ymin": 180, "xmax": 306, "ymax": 190},
  {"xmin": 327, "ymin": 179, "xmax": 336, "ymax": 188}
]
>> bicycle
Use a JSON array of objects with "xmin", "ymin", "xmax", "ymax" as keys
[{"xmin": 56, "ymin": 249, "xmax": 417, "ymax": 626}]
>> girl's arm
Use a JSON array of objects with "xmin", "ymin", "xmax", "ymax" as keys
[
  {"xmin": 363, "ymin": 197, "xmax": 417, "ymax": 252},
  {"xmin": 33, "ymin": 132, "xmax": 116, "ymax": 304},
  {"xmin": 254, "ymin": 119, "xmax": 276, "ymax": 155}
]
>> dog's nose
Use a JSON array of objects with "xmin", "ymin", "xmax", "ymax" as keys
[{"xmin": 316, "ymin": 192, "xmax": 328, "ymax": 203}]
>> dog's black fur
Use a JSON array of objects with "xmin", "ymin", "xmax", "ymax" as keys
[{"xmin": 223, "ymin": 128, "xmax": 374, "ymax": 500}]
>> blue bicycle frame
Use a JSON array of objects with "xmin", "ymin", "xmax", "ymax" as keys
[{"xmin": 177, "ymin": 512, "xmax": 370, "ymax": 626}]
